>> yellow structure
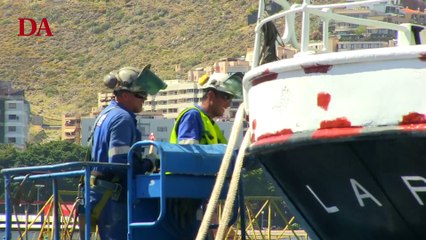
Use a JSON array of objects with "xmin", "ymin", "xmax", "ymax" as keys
[
  {"xmin": 223, "ymin": 196, "xmax": 308, "ymax": 240},
  {"xmin": 61, "ymin": 114, "xmax": 81, "ymax": 144}
]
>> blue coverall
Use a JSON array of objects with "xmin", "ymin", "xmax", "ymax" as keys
[
  {"xmin": 90, "ymin": 100, "xmax": 141, "ymax": 240},
  {"xmin": 175, "ymin": 105, "xmax": 205, "ymax": 142}
]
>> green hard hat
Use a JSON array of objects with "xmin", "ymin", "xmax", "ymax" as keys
[
  {"xmin": 199, "ymin": 72, "xmax": 243, "ymax": 98},
  {"xmin": 103, "ymin": 64, "xmax": 167, "ymax": 95}
]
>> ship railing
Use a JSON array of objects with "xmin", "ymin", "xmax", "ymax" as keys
[{"xmin": 252, "ymin": 0, "xmax": 425, "ymax": 68}]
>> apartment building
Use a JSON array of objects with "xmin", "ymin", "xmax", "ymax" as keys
[
  {"xmin": 402, "ymin": 8, "xmax": 426, "ymax": 25},
  {"xmin": 146, "ymin": 58, "xmax": 250, "ymax": 119},
  {"xmin": 61, "ymin": 113, "xmax": 81, "ymax": 144},
  {"xmin": 337, "ymin": 41, "xmax": 389, "ymax": 51},
  {"xmin": 213, "ymin": 58, "xmax": 250, "ymax": 75},
  {"xmin": 144, "ymin": 80, "xmax": 203, "ymax": 119},
  {"xmin": 75, "ymin": 58, "xmax": 251, "ymax": 145},
  {"xmin": 0, "ymin": 81, "xmax": 30, "ymax": 148},
  {"xmin": 333, "ymin": 4, "xmax": 405, "ymax": 41},
  {"xmin": 80, "ymin": 116, "xmax": 244, "ymax": 146}
]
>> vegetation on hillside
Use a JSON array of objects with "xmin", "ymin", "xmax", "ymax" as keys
[
  {"xmin": 0, "ymin": 0, "xmax": 420, "ymax": 130},
  {"xmin": 0, "ymin": 0, "xmax": 257, "ymax": 124}
]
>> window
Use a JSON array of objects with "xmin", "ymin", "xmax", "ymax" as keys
[
  {"xmin": 8, "ymin": 137, "xmax": 16, "ymax": 143},
  {"xmin": 8, "ymin": 103, "xmax": 17, "ymax": 109},
  {"xmin": 157, "ymin": 127, "xmax": 168, "ymax": 132},
  {"xmin": 8, "ymin": 126, "xmax": 16, "ymax": 132},
  {"xmin": 65, "ymin": 132, "xmax": 75, "ymax": 137},
  {"xmin": 8, "ymin": 115, "xmax": 18, "ymax": 120},
  {"xmin": 65, "ymin": 120, "xmax": 76, "ymax": 126}
]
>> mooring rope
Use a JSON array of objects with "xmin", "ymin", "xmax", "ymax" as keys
[{"xmin": 195, "ymin": 103, "xmax": 246, "ymax": 240}]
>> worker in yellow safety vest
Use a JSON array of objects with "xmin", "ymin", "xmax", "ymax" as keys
[
  {"xmin": 170, "ymin": 72, "xmax": 243, "ymax": 145},
  {"xmin": 167, "ymin": 72, "xmax": 243, "ymax": 239}
]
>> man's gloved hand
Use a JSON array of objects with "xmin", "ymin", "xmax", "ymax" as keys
[
  {"xmin": 142, "ymin": 153, "xmax": 160, "ymax": 173},
  {"xmin": 132, "ymin": 148, "xmax": 158, "ymax": 174}
]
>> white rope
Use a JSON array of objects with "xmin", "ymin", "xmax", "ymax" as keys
[
  {"xmin": 195, "ymin": 103, "xmax": 246, "ymax": 240},
  {"xmin": 215, "ymin": 132, "xmax": 251, "ymax": 240}
]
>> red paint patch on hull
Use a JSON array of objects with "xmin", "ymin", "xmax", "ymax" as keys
[
  {"xmin": 317, "ymin": 92, "xmax": 331, "ymax": 111},
  {"xmin": 302, "ymin": 64, "xmax": 332, "ymax": 74},
  {"xmin": 400, "ymin": 112, "xmax": 426, "ymax": 125},
  {"xmin": 254, "ymin": 129, "xmax": 294, "ymax": 145},
  {"xmin": 314, "ymin": 117, "xmax": 362, "ymax": 138},
  {"xmin": 419, "ymin": 53, "xmax": 426, "ymax": 61},
  {"xmin": 251, "ymin": 69, "xmax": 279, "ymax": 86},
  {"xmin": 320, "ymin": 117, "xmax": 352, "ymax": 129}
]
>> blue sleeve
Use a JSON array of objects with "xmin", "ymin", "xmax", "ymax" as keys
[
  {"xmin": 177, "ymin": 110, "xmax": 204, "ymax": 142},
  {"xmin": 108, "ymin": 113, "xmax": 137, "ymax": 164}
]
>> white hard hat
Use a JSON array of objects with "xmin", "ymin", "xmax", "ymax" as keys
[{"xmin": 198, "ymin": 72, "xmax": 243, "ymax": 98}]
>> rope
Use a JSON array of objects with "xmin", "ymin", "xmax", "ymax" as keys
[
  {"xmin": 9, "ymin": 174, "xmax": 31, "ymax": 240},
  {"xmin": 195, "ymin": 103, "xmax": 246, "ymax": 240},
  {"xmin": 215, "ymin": 132, "xmax": 251, "ymax": 240}
]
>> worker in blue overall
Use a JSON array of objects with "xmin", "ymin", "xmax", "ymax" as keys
[
  {"xmin": 85, "ymin": 65, "xmax": 166, "ymax": 240},
  {"xmin": 168, "ymin": 72, "xmax": 243, "ymax": 239}
]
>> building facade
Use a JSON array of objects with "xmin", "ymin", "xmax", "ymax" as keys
[
  {"xmin": 80, "ymin": 116, "xmax": 244, "ymax": 146},
  {"xmin": 0, "ymin": 82, "xmax": 30, "ymax": 148},
  {"xmin": 145, "ymin": 58, "xmax": 250, "ymax": 120},
  {"xmin": 74, "ymin": 58, "xmax": 251, "ymax": 145},
  {"xmin": 61, "ymin": 113, "xmax": 81, "ymax": 144},
  {"xmin": 144, "ymin": 80, "xmax": 203, "ymax": 119}
]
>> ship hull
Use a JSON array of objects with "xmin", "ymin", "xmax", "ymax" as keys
[
  {"xmin": 249, "ymin": 131, "xmax": 426, "ymax": 239},
  {"xmin": 243, "ymin": 45, "xmax": 426, "ymax": 239}
]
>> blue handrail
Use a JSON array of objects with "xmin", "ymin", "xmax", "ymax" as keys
[{"xmin": 1, "ymin": 162, "xmax": 127, "ymax": 240}]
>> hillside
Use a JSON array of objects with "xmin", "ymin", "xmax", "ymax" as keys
[
  {"xmin": 0, "ymin": 0, "xmax": 257, "ymax": 124},
  {"xmin": 1, "ymin": 0, "xmax": 419, "ymax": 128}
]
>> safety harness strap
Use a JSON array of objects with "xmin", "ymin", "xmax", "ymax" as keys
[
  {"xmin": 90, "ymin": 175, "xmax": 121, "ymax": 225},
  {"xmin": 91, "ymin": 190, "xmax": 112, "ymax": 223}
]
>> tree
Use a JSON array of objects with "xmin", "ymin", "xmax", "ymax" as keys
[
  {"xmin": 12, "ymin": 141, "xmax": 87, "ymax": 167},
  {"xmin": 0, "ymin": 144, "xmax": 18, "ymax": 169},
  {"xmin": 243, "ymin": 168, "xmax": 278, "ymax": 196},
  {"xmin": 354, "ymin": 26, "xmax": 367, "ymax": 37},
  {"xmin": 0, "ymin": 141, "xmax": 87, "ymax": 199}
]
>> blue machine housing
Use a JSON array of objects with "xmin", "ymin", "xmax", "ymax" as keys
[
  {"xmin": 1, "ymin": 141, "xmax": 238, "ymax": 240},
  {"xmin": 127, "ymin": 141, "xmax": 234, "ymax": 239}
]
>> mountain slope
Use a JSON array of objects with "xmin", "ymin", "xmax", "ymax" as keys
[{"xmin": 0, "ymin": 0, "xmax": 256, "ymax": 123}]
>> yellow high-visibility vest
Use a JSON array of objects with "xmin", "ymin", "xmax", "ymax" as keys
[{"xmin": 170, "ymin": 106, "xmax": 227, "ymax": 144}]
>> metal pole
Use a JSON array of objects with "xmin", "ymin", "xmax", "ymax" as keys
[
  {"xmin": 53, "ymin": 179, "xmax": 60, "ymax": 240},
  {"xmin": 238, "ymin": 179, "xmax": 246, "ymax": 240},
  {"xmin": 4, "ymin": 175, "xmax": 12, "ymax": 240},
  {"xmin": 35, "ymin": 184, "xmax": 45, "ymax": 213},
  {"xmin": 84, "ymin": 167, "xmax": 91, "ymax": 240}
]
